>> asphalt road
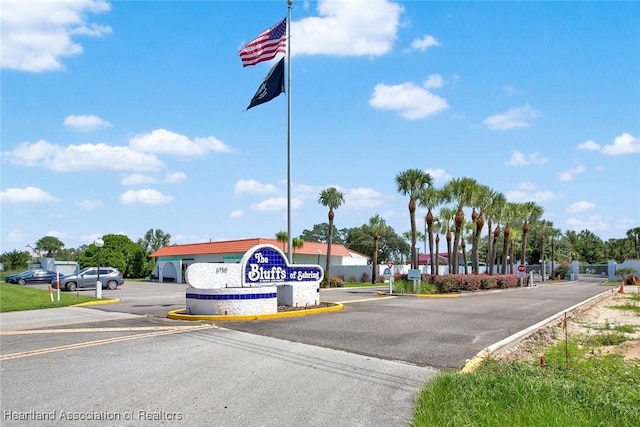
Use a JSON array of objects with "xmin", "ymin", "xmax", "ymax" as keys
[
  {"xmin": 0, "ymin": 277, "xmax": 610, "ymax": 426},
  {"xmin": 88, "ymin": 278, "xmax": 610, "ymax": 368}
]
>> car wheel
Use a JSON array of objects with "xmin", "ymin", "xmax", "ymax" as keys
[
  {"xmin": 18, "ymin": 278, "xmax": 26, "ymax": 285},
  {"xmin": 106, "ymin": 280, "xmax": 118, "ymax": 290},
  {"xmin": 66, "ymin": 282, "xmax": 77, "ymax": 292}
]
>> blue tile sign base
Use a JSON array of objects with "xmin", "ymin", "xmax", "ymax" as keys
[{"xmin": 184, "ymin": 244, "xmax": 324, "ymax": 316}]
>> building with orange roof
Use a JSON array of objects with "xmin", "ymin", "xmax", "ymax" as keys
[{"xmin": 150, "ymin": 238, "xmax": 369, "ymax": 284}]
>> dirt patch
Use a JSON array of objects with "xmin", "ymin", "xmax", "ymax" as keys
[{"xmin": 495, "ymin": 289, "xmax": 640, "ymax": 363}]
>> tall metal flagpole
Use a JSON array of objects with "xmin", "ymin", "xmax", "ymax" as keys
[{"xmin": 286, "ymin": 0, "xmax": 293, "ymax": 263}]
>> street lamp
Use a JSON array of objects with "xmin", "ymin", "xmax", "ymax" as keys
[
  {"xmin": 317, "ymin": 249, "xmax": 321, "ymax": 265},
  {"xmin": 94, "ymin": 238, "xmax": 104, "ymax": 299}
]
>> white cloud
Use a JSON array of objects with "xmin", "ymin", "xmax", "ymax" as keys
[
  {"xmin": 506, "ymin": 183, "xmax": 558, "ymax": 203},
  {"xmin": 369, "ymin": 82, "xmax": 448, "ymax": 119},
  {"xmin": 409, "ymin": 35, "xmax": 441, "ymax": 52},
  {"xmin": 6, "ymin": 229, "xmax": 30, "ymax": 243},
  {"xmin": 0, "ymin": 186, "xmax": 59, "ymax": 203},
  {"xmin": 121, "ymin": 171, "xmax": 187, "ymax": 186},
  {"xmin": 1, "ymin": 0, "xmax": 112, "ymax": 72},
  {"xmin": 483, "ymin": 105, "xmax": 540, "ymax": 130},
  {"xmin": 229, "ymin": 210, "xmax": 244, "ymax": 218},
  {"xmin": 557, "ymin": 165, "xmax": 586, "ymax": 182},
  {"xmin": 129, "ymin": 129, "xmax": 231, "ymax": 158},
  {"xmin": 576, "ymin": 140, "xmax": 601, "ymax": 151},
  {"xmin": 121, "ymin": 173, "xmax": 157, "ymax": 186},
  {"xmin": 234, "ymin": 179, "xmax": 278, "ymax": 195},
  {"xmin": 119, "ymin": 189, "xmax": 173, "ymax": 205},
  {"xmin": 63, "ymin": 114, "xmax": 112, "ymax": 132},
  {"xmin": 344, "ymin": 188, "xmax": 384, "ymax": 209},
  {"xmin": 75, "ymin": 200, "xmax": 102, "ymax": 210},
  {"xmin": 565, "ymin": 216, "xmax": 610, "ymax": 234},
  {"xmin": 505, "ymin": 151, "xmax": 549, "ymax": 166},
  {"xmin": 425, "ymin": 168, "xmax": 451, "ymax": 183},
  {"xmin": 252, "ymin": 197, "xmax": 303, "ymax": 212},
  {"xmin": 506, "ymin": 190, "xmax": 557, "ymax": 203},
  {"xmin": 501, "ymin": 85, "xmax": 526, "ymax": 95},
  {"xmin": 566, "ymin": 201, "xmax": 596, "ymax": 214},
  {"xmin": 601, "ymin": 133, "xmax": 639, "ymax": 155},
  {"xmin": 291, "ymin": 0, "xmax": 403, "ymax": 57},
  {"xmin": 423, "ymin": 74, "xmax": 444, "ymax": 89},
  {"xmin": 5, "ymin": 139, "xmax": 165, "ymax": 172}
]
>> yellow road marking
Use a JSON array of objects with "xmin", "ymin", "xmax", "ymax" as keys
[
  {"xmin": 0, "ymin": 326, "xmax": 208, "ymax": 335},
  {"xmin": 334, "ymin": 296, "xmax": 397, "ymax": 304},
  {"xmin": 0, "ymin": 325, "xmax": 216, "ymax": 362}
]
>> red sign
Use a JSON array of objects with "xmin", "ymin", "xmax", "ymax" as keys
[
  {"xmin": 387, "ymin": 262, "xmax": 393, "ymax": 268},
  {"xmin": 518, "ymin": 265, "xmax": 526, "ymax": 272}
]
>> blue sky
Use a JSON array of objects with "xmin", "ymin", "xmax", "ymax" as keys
[{"xmin": 1, "ymin": 0, "xmax": 639, "ymax": 254}]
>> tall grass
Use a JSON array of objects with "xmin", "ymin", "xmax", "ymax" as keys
[{"xmin": 412, "ymin": 339, "xmax": 640, "ymax": 426}]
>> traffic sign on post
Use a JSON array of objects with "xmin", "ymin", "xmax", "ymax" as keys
[
  {"xmin": 387, "ymin": 262, "xmax": 393, "ymax": 268},
  {"xmin": 518, "ymin": 264, "xmax": 526, "ymax": 272}
]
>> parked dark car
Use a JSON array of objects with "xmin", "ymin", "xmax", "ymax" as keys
[
  {"xmin": 55, "ymin": 267, "xmax": 124, "ymax": 291},
  {"xmin": 5, "ymin": 269, "xmax": 61, "ymax": 285}
]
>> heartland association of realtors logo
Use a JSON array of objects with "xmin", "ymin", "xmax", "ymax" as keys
[{"xmin": 242, "ymin": 245, "xmax": 323, "ymax": 285}]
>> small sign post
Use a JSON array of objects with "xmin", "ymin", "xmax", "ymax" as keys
[
  {"xmin": 517, "ymin": 264, "xmax": 526, "ymax": 286},
  {"xmin": 387, "ymin": 262, "xmax": 393, "ymax": 293}
]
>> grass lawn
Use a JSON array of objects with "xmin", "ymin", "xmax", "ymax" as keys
[
  {"xmin": 412, "ymin": 300, "xmax": 640, "ymax": 426},
  {"xmin": 0, "ymin": 283, "xmax": 98, "ymax": 312}
]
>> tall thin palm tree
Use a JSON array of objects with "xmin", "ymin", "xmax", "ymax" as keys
[
  {"xmin": 275, "ymin": 230, "xmax": 288, "ymax": 253},
  {"xmin": 292, "ymin": 237, "xmax": 304, "ymax": 263},
  {"xmin": 441, "ymin": 177, "xmax": 479, "ymax": 270},
  {"xmin": 438, "ymin": 207, "xmax": 455, "ymax": 273},
  {"xmin": 519, "ymin": 201, "xmax": 544, "ymax": 266},
  {"xmin": 395, "ymin": 169, "xmax": 433, "ymax": 269},
  {"xmin": 469, "ymin": 184, "xmax": 490, "ymax": 274},
  {"xmin": 485, "ymin": 191, "xmax": 506, "ymax": 275},
  {"xmin": 318, "ymin": 187, "xmax": 345, "ymax": 281},
  {"xmin": 501, "ymin": 202, "xmax": 521, "ymax": 274},
  {"xmin": 368, "ymin": 215, "xmax": 385, "ymax": 283},
  {"xmin": 418, "ymin": 187, "xmax": 442, "ymax": 276}
]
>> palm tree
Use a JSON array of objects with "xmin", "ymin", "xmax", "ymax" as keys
[
  {"xmin": 469, "ymin": 185, "xmax": 490, "ymax": 274},
  {"xmin": 485, "ymin": 191, "xmax": 506, "ymax": 275},
  {"xmin": 275, "ymin": 230, "xmax": 288, "ymax": 253},
  {"xmin": 519, "ymin": 201, "xmax": 544, "ymax": 266},
  {"xmin": 369, "ymin": 215, "xmax": 386, "ymax": 283},
  {"xmin": 395, "ymin": 169, "xmax": 433, "ymax": 269},
  {"xmin": 318, "ymin": 187, "xmax": 345, "ymax": 281},
  {"xmin": 438, "ymin": 207, "xmax": 455, "ymax": 273},
  {"xmin": 418, "ymin": 187, "xmax": 442, "ymax": 276},
  {"xmin": 292, "ymin": 237, "xmax": 304, "ymax": 263},
  {"xmin": 626, "ymin": 227, "xmax": 640, "ymax": 258},
  {"xmin": 501, "ymin": 202, "xmax": 521, "ymax": 274},
  {"xmin": 441, "ymin": 177, "xmax": 479, "ymax": 270}
]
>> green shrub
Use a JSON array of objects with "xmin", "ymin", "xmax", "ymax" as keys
[{"xmin": 553, "ymin": 264, "xmax": 570, "ymax": 279}]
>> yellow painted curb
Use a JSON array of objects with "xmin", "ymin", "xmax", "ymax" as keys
[
  {"xmin": 72, "ymin": 298, "xmax": 121, "ymax": 307},
  {"xmin": 167, "ymin": 302, "xmax": 344, "ymax": 322},
  {"xmin": 460, "ymin": 350, "xmax": 491, "ymax": 374}
]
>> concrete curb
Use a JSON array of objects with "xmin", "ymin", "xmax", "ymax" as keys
[
  {"xmin": 72, "ymin": 298, "xmax": 121, "ymax": 307},
  {"xmin": 459, "ymin": 289, "xmax": 614, "ymax": 374},
  {"xmin": 167, "ymin": 302, "xmax": 344, "ymax": 322}
]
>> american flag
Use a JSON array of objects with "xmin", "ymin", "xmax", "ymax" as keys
[{"xmin": 239, "ymin": 17, "xmax": 287, "ymax": 67}]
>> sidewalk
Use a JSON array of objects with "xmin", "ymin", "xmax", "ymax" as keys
[{"xmin": 0, "ymin": 306, "xmax": 140, "ymax": 331}]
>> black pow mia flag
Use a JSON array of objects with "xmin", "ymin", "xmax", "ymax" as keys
[{"xmin": 246, "ymin": 57, "xmax": 285, "ymax": 110}]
